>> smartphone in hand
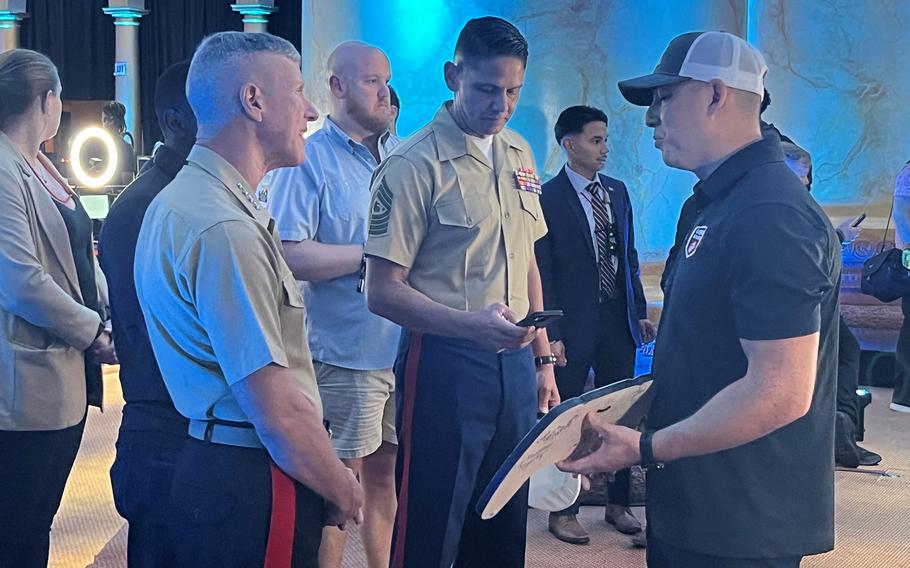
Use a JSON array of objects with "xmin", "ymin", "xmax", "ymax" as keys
[{"xmin": 516, "ymin": 310, "xmax": 564, "ymax": 328}]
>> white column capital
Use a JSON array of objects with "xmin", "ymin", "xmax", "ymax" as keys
[
  {"xmin": 102, "ymin": 1, "xmax": 148, "ymax": 26},
  {"xmin": 231, "ymin": 2, "xmax": 278, "ymax": 31},
  {"xmin": 0, "ymin": 0, "xmax": 28, "ymax": 30}
]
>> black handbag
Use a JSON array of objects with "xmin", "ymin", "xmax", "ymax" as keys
[
  {"xmin": 860, "ymin": 196, "xmax": 910, "ymax": 302},
  {"xmin": 861, "ymin": 248, "xmax": 910, "ymax": 302}
]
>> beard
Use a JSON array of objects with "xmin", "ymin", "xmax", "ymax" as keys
[{"xmin": 348, "ymin": 99, "xmax": 392, "ymax": 135}]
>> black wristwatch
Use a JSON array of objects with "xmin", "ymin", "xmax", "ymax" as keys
[
  {"xmin": 639, "ymin": 429, "xmax": 664, "ymax": 470},
  {"xmin": 534, "ymin": 354, "xmax": 557, "ymax": 368}
]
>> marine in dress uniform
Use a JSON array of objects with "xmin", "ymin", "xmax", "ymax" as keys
[
  {"xmin": 134, "ymin": 32, "xmax": 362, "ymax": 568},
  {"xmin": 364, "ymin": 17, "xmax": 559, "ymax": 568}
]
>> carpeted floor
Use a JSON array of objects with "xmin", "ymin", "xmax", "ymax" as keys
[{"xmin": 49, "ymin": 369, "xmax": 910, "ymax": 567}]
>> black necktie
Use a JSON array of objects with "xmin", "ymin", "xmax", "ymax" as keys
[{"xmin": 586, "ymin": 182, "xmax": 617, "ymax": 298}]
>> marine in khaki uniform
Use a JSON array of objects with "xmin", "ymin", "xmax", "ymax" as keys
[
  {"xmin": 134, "ymin": 32, "xmax": 362, "ymax": 568},
  {"xmin": 364, "ymin": 17, "xmax": 560, "ymax": 568}
]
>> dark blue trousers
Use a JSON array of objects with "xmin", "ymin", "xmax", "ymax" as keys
[
  {"xmin": 167, "ymin": 438, "xmax": 324, "ymax": 568},
  {"xmin": 391, "ymin": 332, "xmax": 537, "ymax": 568},
  {"xmin": 110, "ymin": 434, "xmax": 185, "ymax": 568}
]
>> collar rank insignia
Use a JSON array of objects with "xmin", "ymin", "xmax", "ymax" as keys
[
  {"xmin": 514, "ymin": 167, "xmax": 542, "ymax": 195},
  {"xmin": 685, "ymin": 225, "xmax": 708, "ymax": 258}
]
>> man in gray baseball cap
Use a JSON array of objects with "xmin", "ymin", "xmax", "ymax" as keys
[{"xmin": 561, "ymin": 31, "xmax": 839, "ymax": 567}]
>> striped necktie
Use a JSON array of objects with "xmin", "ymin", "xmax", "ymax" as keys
[{"xmin": 586, "ymin": 182, "xmax": 617, "ymax": 298}]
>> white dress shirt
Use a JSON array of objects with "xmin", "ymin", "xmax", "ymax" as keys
[{"xmin": 564, "ymin": 164, "xmax": 617, "ymax": 272}]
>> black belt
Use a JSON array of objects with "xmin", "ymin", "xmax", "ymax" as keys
[
  {"xmin": 188, "ymin": 418, "xmax": 263, "ymax": 449},
  {"xmin": 188, "ymin": 418, "xmax": 333, "ymax": 449}
]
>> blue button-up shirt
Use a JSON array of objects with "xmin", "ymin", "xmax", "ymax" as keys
[{"xmin": 266, "ymin": 117, "xmax": 401, "ymax": 370}]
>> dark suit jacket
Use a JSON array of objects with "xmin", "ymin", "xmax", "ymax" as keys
[{"xmin": 536, "ymin": 166, "xmax": 648, "ymax": 352}]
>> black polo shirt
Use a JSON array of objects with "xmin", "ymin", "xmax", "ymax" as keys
[
  {"xmin": 98, "ymin": 144, "xmax": 189, "ymax": 443},
  {"xmin": 648, "ymin": 134, "xmax": 839, "ymax": 559}
]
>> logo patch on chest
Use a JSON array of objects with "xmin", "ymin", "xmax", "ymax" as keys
[{"xmin": 685, "ymin": 225, "xmax": 708, "ymax": 258}]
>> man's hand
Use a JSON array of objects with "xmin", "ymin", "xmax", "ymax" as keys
[
  {"xmin": 835, "ymin": 216, "xmax": 863, "ymax": 245},
  {"xmin": 323, "ymin": 467, "xmax": 365, "ymax": 528},
  {"xmin": 550, "ymin": 340, "xmax": 567, "ymax": 367},
  {"xmin": 557, "ymin": 413, "xmax": 641, "ymax": 475},
  {"xmin": 638, "ymin": 319, "xmax": 657, "ymax": 344},
  {"xmin": 470, "ymin": 303, "xmax": 539, "ymax": 352},
  {"xmin": 536, "ymin": 364, "xmax": 560, "ymax": 413},
  {"xmin": 88, "ymin": 330, "xmax": 118, "ymax": 365}
]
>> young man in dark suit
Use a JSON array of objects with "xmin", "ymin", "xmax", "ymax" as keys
[{"xmin": 536, "ymin": 105, "xmax": 655, "ymax": 545}]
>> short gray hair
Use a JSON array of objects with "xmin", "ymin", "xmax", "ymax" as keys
[{"xmin": 187, "ymin": 32, "xmax": 301, "ymax": 134}]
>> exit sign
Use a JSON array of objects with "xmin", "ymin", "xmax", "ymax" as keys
[{"xmin": 113, "ymin": 61, "xmax": 127, "ymax": 76}]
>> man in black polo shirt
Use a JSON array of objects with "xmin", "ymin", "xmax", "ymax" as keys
[
  {"xmin": 560, "ymin": 32, "xmax": 838, "ymax": 567},
  {"xmin": 98, "ymin": 61, "xmax": 196, "ymax": 567}
]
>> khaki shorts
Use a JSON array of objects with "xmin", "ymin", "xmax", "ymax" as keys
[{"xmin": 314, "ymin": 361, "xmax": 397, "ymax": 460}]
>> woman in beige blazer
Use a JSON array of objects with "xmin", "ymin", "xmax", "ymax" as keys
[{"xmin": 0, "ymin": 49, "xmax": 118, "ymax": 567}]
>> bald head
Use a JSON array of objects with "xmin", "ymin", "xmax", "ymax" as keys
[
  {"xmin": 329, "ymin": 42, "xmax": 382, "ymax": 77},
  {"xmin": 326, "ymin": 41, "xmax": 393, "ymax": 135}
]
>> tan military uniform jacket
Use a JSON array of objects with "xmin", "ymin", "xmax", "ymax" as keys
[
  {"xmin": 135, "ymin": 145, "xmax": 321, "ymax": 424},
  {"xmin": 365, "ymin": 103, "xmax": 547, "ymax": 319}
]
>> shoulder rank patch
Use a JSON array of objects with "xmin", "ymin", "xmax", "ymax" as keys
[
  {"xmin": 369, "ymin": 178, "xmax": 394, "ymax": 237},
  {"xmin": 685, "ymin": 225, "xmax": 707, "ymax": 258}
]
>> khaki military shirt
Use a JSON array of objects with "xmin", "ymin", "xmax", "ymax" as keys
[
  {"xmin": 364, "ymin": 103, "xmax": 547, "ymax": 318},
  {"xmin": 135, "ymin": 145, "xmax": 320, "ymax": 424}
]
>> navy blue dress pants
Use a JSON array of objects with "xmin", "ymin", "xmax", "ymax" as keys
[
  {"xmin": 391, "ymin": 332, "xmax": 537, "ymax": 568},
  {"xmin": 167, "ymin": 438, "xmax": 324, "ymax": 568}
]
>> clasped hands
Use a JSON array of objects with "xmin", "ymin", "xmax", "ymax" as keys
[{"xmin": 89, "ymin": 329, "xmax": 118, "ymax": 365}]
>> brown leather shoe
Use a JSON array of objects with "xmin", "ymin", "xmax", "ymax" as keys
[
  {"xmin": 548, "ymin": 513, "xmax": 590, "ymax": 545},
  {"xmin": 604, "ymin": 505, "xmax": 642, "ymax": 534}
]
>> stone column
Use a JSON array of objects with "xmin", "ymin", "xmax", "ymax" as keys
[
  {"xmin": 102, "ymin": 0, "xmax": 147, "ymax": 151},
  {"xmin": 231, "ymin": 1, "xmax": 278, "ymax": 34},
  {"xmin": 0, "ymin": 0, "xmax": 28, "ymax": 53}
]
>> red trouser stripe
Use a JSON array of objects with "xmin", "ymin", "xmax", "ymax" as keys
[
  {"xmin": 392, "ymin": 332, "xmax": 423, "ymax": 568},
  {"xmin": 264, "ymin": 462, "xmax": 297, "ymax": 568}
]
